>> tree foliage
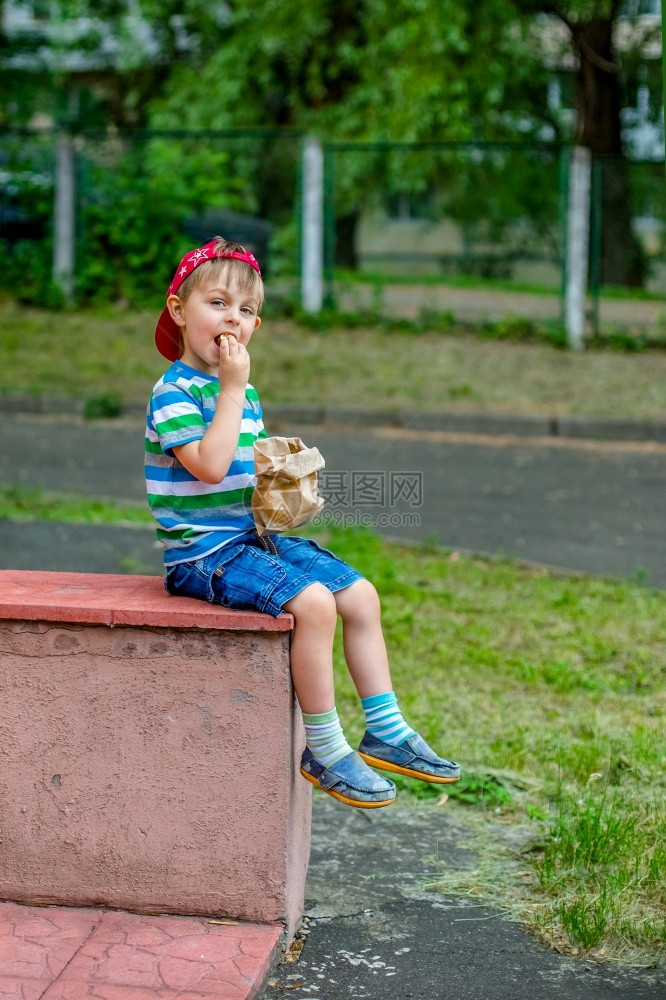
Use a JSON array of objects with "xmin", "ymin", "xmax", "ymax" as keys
[
  {"xmin": 146, "ymin": 1, "xmax": 558, "ymax": 267},
  {"xmin": 149, "ymin": 0, "xmax": 550, "ymax": 141},
  {"xmin": 512, "ymin": 0, "xmax": 655, "ymax": 283},
  {"xmin": 1, "ymin": 0, "xmax": 658, "ymax": 288}
]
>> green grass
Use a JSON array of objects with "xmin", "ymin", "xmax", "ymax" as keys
[
  {"xmin": 535, "ymin": 784, "xmax": 664, "ymax": 954},
  {"xmin": 0, "ymin": 485, "xmax": 153, "ymax": 526},
  {"xmin": 315, "ymin": 525, "xmax": 665, "ymax": 967},
  {"xmin": 335, "ymin": 268, "xmax": 563, "ymax": 295},
  {"xmin": 2, "ymin": 301, "xmax": 666, "ymax": 420}
]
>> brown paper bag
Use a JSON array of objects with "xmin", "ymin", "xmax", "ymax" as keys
[{"xmin": 252, "ymin": 436, "xmax": 325, "ymax": 535}]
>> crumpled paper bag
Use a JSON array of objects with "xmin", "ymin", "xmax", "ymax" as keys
[{"xmin": 252, "ymin": 436, "xmax": 325, "ymax": 535}]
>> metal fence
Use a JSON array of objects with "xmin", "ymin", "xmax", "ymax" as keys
[
  {"xmin": 1, "ymin": 128, "xmax": 665, "ymax": 337},
  {"xmin": 322, "ymin": 141, "xmax": 564, "ymax": 282},
  {"xmin": 0, "ymin": 128, "xmax": 302, "ymax": 308}
]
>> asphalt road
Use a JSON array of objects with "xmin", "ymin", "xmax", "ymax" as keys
[
  {"xmin": 0, "ymin": 414, "xmax": 663, "ymax": 586},
  {"xmin": 293, "ymin": 423, "xmax": 666, "ymax": 586}
]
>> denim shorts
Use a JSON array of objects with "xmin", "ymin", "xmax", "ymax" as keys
[{"xmin": 164, "ymin": 531, "xmax": 364, "ymax": 617}]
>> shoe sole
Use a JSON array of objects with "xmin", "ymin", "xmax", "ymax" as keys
[
  {"xmin": 300, "ymin": 766, "xmax": 395, "ymax": 809},
  {"xmin": 358, "ymin": 752, "xmax": 461, "ymax": 784}
]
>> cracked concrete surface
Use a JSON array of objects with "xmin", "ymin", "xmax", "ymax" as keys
[{"xmin": 259, "ymin": 796, "xmax": 665, "ymax": 1000}]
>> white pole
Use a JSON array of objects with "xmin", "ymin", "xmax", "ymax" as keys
[
  {"xmin": 301, "ymin": 136, "xmax": 324, "ymax": 313},
  {"xmin": 564, "ymin": 146, "xmax": 592, "ymax": 351},
  {"xmin": 53, "ymin": 131, "xmax": 75, "ymax": 304}
]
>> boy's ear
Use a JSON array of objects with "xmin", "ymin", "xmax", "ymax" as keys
[
  {"xmin": 166, "ymin": 294, "xmax": 186, "ymax": 328},
  {"xmin": 253, "ymin": 316, "xmax": 262, "ymax": 331}
]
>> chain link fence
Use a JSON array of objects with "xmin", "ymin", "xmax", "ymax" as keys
[
  {"xmin": 1, "ymin": 129, "xmax": 665, "ymax": 336},
  {"xmin": 0, "ymin": 130, "xmax": 56, "ymax": 303},
  {"xmin": 320, "ymin": 140, "xmax": 565, "ymax": 325},
  {"xmin": 0, "ymin": 128, "xmax": 301, "ymax": 308}
]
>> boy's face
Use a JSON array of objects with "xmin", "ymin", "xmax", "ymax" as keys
[{"xmin": 166, "ymin": 275, "xmax": 261, "ymax": 375}]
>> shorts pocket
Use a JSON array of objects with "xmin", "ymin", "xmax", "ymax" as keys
[
  {"xmin": 165, "ymin": 544, "xmax": 246, "ymax": 603},
  {"xmin": 299, "ymin": 537, "xmax": 338, "ymax": 558},
  {"xmin": 164, "ymin": 559, "xmax": 214, "ymax": 601}
]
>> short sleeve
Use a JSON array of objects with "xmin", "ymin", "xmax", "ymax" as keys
[{"xmin": 149, "ymin": 381, "xmax": 206, "ymax": 456}]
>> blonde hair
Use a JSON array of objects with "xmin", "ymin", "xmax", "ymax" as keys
[{"xmin": 177, "ymin": 237, "xmax": 265, "ymax": 309}]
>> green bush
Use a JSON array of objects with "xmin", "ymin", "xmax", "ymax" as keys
[
  {"xmin": 83, "ymin": 391, "xmax": 123, "ymax": 419},
  {"xmin": 76, "ymin": 137, "xmax": 248, "ymax": 304},
  {"xmin": 0, "ymin": 134, "xmax": 55, "ymax": 302},
  {"xmin": 0, "ymin": 134, "xmax": 251, "ymax": 307}
]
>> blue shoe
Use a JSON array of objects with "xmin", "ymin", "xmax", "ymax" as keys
[
  {"xmin": 300, "ymin": 747, "xmax": 396, "ymax": 809},
  {"xmin": 358, "ymin": 731, "xmax": 461, "ymax": 784}
]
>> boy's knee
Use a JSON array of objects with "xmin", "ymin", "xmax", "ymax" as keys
[
  {"xmin": 337, "ymin": 578, "xmax": 381, "ymax": 622},
  {"xmin": 286, "ymin": 583, "xmax": 337, "ymax": 626}
]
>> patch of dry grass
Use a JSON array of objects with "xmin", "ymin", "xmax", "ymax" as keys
[{"xmin": 2, "ymin": 302, "xmax": 665, "ymax": 419}]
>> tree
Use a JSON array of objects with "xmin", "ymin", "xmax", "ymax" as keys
[
  {"xmin": 149, "ymin": 0, "xmax": 552, "ymax": 266},
  {"xmin": 0, "ymin": 0, "xmax": 233, "ymax": 129},
  {"xmin": 514, "ymin": 0, "xmax": 656, "ymax": 285},
  {"xmin": 0, "ymin": 2, "xmax": 252, "ymax": 302},
  {"xmin": 3, "ymin": 1, "xmax": 653, "ymax": 286}
]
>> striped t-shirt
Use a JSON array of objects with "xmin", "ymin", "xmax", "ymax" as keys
[{"xmin": 145, "ymin": 360, "xmax": 267, "ymax": 566}]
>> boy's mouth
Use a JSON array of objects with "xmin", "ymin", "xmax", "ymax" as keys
[{"xmin": 214, "ymin": 334, "xmax": 227, "ymax": 347}]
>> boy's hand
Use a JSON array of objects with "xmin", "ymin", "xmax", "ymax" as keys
[
  {"xmin": 174, "ymin": 333, "xmax": 252, "ymax": 485},
  {"xmin": 218, "ymin": 334, "xmax": 250, "ymax": 392}
]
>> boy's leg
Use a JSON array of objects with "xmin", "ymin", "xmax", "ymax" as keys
[
  {"xmin": 334, "ymin": 579, "xmax": 461, "ymax": 785},
  {"xmin": 283, "ymin": 583, "xmax": 395, "ymax": 809},
  {"xmin": 283, "ymin": 582, "xmax": 337, "ymax": 715},
  {"xmin": 332, "ymin": 577, "xmax": 392, "ymax": 698}
]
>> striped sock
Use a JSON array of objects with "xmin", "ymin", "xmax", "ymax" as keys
[
  {"xmin": 302, "ymin": 708, "xmax": 353, "ymax": 768},
  {"xmin": 361, "ymin": 691, "xmax": 415, "ymax": 747}
]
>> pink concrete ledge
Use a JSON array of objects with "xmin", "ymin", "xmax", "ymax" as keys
[
  {"xmin": 0, "ymin": 570, "xmax": 293, "ymax": 631},
  {"xmin": 0, "ymin": 567, "xmax": 309, "ymax": 939},
  {"xmin": 0, "ymin": 900, "xmax": 281, "ymax": 999}
]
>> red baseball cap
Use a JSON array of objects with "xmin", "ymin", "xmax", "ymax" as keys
[{"xmin": 155, "ymin": 240, "xmax": 263, "ymax": 361}]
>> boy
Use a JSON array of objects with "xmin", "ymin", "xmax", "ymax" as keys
[{"xmin": 145, "ymin": 237, "xmax": 460, "ymax": 808}]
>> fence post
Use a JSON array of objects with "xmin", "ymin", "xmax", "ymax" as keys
[
  {"xmin": 301, "ymin": 136, "xmax": 323, "ymax": 313},
  {"xmin": 564, "ymin": 145, "xmax": 591, "ymax": 351},
  {"xmin": 322, "ymin": 144, "xmax": 336, "ymax": 307},
  {"xmin": 52, "ymin": 131, "xmax": 76, "ymax": 304},
  {"xmin": 588, "ymin": 156, "xmax": 603, "ymax": 340}
]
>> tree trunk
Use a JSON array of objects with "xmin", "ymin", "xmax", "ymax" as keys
[
  {"xmin": 334, "ymin": 212, "xmax": 359, "ymax": 269},
  {"xmin": 572, "ymin": 17, "xmax": 644, "ymax": 287}
]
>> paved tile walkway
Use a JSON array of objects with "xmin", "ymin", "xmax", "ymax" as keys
[{"xmin": 0, "ymin": 901, "xmax": 282, "ymax": 999}]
